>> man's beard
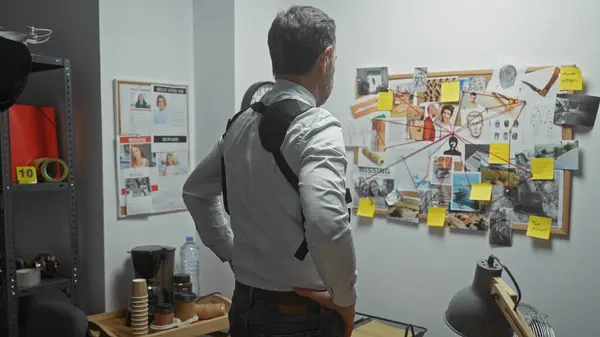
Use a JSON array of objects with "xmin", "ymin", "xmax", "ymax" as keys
[{"xmin": 317, "ymin": 61, "xmax": 335, "ymax": 107}]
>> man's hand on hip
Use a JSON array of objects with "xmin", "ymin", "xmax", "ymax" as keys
[{"xmin": 294, "ymin": 288, "xmax": 355, "ymax": 337}]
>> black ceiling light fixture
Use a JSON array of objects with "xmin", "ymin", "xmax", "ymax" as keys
[{"xmin": 0, "ymin": 36, "xmax": 32, "ymax": 111}]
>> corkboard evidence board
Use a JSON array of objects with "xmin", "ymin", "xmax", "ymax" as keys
[{"xmin": 353, "ymin": 65, "xmax": 574, "ymax": 236}]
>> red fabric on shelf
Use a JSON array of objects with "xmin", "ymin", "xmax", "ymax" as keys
[{"xmin": 8, "ymin": 104, "xmax": 59, "ymax": 183}]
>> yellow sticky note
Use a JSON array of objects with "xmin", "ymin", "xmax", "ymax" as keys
[
  {"xmin": 489, "ymin": 143, "xmax": 510, "ymax": 164},
  {"xmin": 377, "ymin": 92, "xmax": 393, "ymax": 110},
  {"xmin": 469, "ymin": 183, "xmax": 492, "ymax": 201},
  {"xmin": 427, "ymin": 207, "xmax": 447, "ymax": 227},
  {"xmin": 531, "ymin": 158, "xmax": 554, "ymax": 180},
  {"xmin": 16, "ymin": 166, "xmax": 38, "ymax": 184},
  {"xmin": 559, "ymin": 67, "xmax": 583, "ymax": 91},
  {"xmin": 441, "ymin": 82, "xmax": 460, "ymax": 103},
  {"xmin": 356, "ymin": 198, "xmax": 376, "ymax": 218},
  {"xmin": 526, "ymin": 215, "xmax": 552, "ymax": 240}
]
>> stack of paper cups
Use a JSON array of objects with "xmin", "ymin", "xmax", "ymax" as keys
[{"xmin": 131, "ymin": 278, "xmax": 149, "ymax": 335}]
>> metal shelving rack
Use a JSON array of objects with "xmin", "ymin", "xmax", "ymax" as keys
[{"xmin": 0, "ymin": 55, "xmax": 79, "ymax": 337}]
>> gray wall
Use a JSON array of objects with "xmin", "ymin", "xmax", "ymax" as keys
[
  {"xmin": 192, "ymin": 0, "xmax": 236, "ymax": 296},
  {"xmin": 1, "ymin": 0, "xmax": 104, "ymax": 313}
]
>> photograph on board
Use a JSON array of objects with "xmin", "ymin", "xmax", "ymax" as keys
[
  {"xmin": 461, "ymin": 91, "xmax": 480, "ymax": 109},
  {"xmin": 489, "ymin": 208, "xmax": 513, "ymax": 246},
  {"xmin": 447, "ymin": 213, "xmax": 488, "ymax": 231},
  {"xmin": 412, "ymin": 67, "xmax": 428, "ymax": 92},
  {"xmin": 405, "ymin": 105, "xmax": 426, "ymax": 140},
  {"xmin": 451, "ymin": 185, "xmax": 480, "ymax": 212},
  {"xmin": 388, "ymin": 78, "xmax": 415, "ymax": 117},
  {"xmin": 487, "ymin": 64, "xmax": 525, "ymax": 98},
  {"xmin": 388, "ymin": 193, "xmax": 420, "ymax": 224},
  {"xmin": 460, "ymin": 76, "xmax": 487, "ymax": 94},
  {"xmin": 553, "ymin": 93, "xmax": 600, "ymax": 127},
  {"xmin": 125, "ymin": 177, "xmax": 151, "ymax": 197},
  {"xmin": 353, "ymin": 167, "xmax": 395, "ymax": 210},
  {"xmin": 149, "ymin": 84, "xmax": 189, "ymax": 136},
  {"xmin": 423, "ymin": 77, "xmax": 457, "ymax": 102},
  {"xmin": 452, "ymin": 172, "xmax": 481, "ymax": 187},
  {"xmin": 421, "ymin": 102, "xmax": 440, "ymax": 141},
  {"xmin": 156, "ymin": 152, "xmax": 189, "ymax": 176},
  {"xmin": 123, "ymin": 175, "xmax": 153, "ymax": 216},
  {"xmin": 508, "ymin": 170, "xmax": 564, "ymax": 228},
  {"xmin": 464, "ymin": 144, "xmax": 489, "ymax": 172},
  {"xmin": 450, "ymin": 172, "xmax": 481, "ymax": 213},
  {"xmin": 487, "ymin": 153, "xmax": 564, "ymax": 229},
  {"xmin": 480, "ymin": 166, "xmax": 521, "ymax": 188},
  {"xmin": 437, "ymin": 104, "xmax": 460, "ymax": 129},
  {"xmin": 118, "ymin": 136, "xmax": 155, "ymax": 169},
  {"xmin": 418, "ymin": 185, "xmax": 452, "ymax": 214},
  {"xmin": 534, "ymin": 140, "xmax": 579, "ymax": 170},
  {"xmin": 357, "ymin": 67, "xmax": 389, "ymax": 96},
  {"xmin": 118, "ymin": 82, "xmax": 154, "ymax": 134},
  {"xmin": 131, "ymin": 91, "xmax": 151, "ymax": 110},
  {"xmin": 429, "ymin": 156, "xmax": 454, "ymax": 185}
]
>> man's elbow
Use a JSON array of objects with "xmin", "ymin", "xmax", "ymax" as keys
[{"xmin": 307, "ymin": 216, "xmax": 352, "ymax": 248}]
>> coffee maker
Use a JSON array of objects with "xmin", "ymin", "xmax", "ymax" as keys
[{"xmin": 130, "ymin": 245, "xmax": 176, "ymax": 321}]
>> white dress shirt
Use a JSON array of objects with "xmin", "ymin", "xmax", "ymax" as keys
[{"xmin": 182, "ymin": 79, "xmax": 357, "ymax": 307}]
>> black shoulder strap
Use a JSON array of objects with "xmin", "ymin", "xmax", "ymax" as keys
[
  {"xmin": 256, "ymin": 99, "xmax": 311, "ymax": 191},
  {"xmin": 255, "ymin": 99, "xmax": 312, "ymax": 260},
  {"xmin": 221, "ymin": 102, "xmax": 261, "ymax": 215}
]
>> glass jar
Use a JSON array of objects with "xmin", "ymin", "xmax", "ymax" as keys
[
  {"xmin": 174, "ymin": 292, "xmax": 197, "ymax": 322},
  {"xmin": 173, "ymin": 273, "xmax": 193, "ymax": 293}
]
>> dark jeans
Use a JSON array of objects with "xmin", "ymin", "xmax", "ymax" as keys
[{"xmin": 229, "ymin": 284, "xmax": 345, "ymax": 337}]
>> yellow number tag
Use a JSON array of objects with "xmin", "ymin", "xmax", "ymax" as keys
[{"xmin": 16, "ymin": 166, "xmax": 38, "ymax": 184}]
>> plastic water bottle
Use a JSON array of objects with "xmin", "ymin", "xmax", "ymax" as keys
[{"xmin": 180, "ymin": 236, "xmax": 201, "ymax": 295}]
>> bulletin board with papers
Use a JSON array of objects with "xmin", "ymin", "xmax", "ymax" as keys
[
  {"xmin": 348, "ymin": 65, "xmax": 591, "ymax": 244},
  {"xmin": 114, "ymin": 80, "xmax": 191, "ymax": 218}
]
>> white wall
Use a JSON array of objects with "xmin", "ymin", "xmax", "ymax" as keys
[
  {"xmin": 234, "ymin": 0, "xmax": 600, "ymax": 336},
  {"xmin": 192, "ymin": 0, "xmax": 236, "ymax": 298},
  {"xmin": 99, "ymin": 0, "xmax": 196, "ymax": 311}
]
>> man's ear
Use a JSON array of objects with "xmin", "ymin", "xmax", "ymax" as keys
[{"xmin": 319, "ymin": 46, "xmax": 334, "ymax": 73}]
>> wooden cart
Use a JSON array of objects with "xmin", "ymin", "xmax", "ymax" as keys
[{"xmin": 87, "ymin": 294, "xmax": 231, "ymax": 337}]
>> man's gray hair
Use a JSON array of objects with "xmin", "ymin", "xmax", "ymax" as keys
[{"xmin": 268, "ymin": 6, "xmax": 336, "ymax": 76}]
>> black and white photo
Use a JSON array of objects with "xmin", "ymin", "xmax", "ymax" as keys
[
  {"xmin": 418, "ymin": 185, "xmax": 452, "ymax": 214},
  {"xmin": 353, "ymin": 173, "xmax": 395, "ymax": 210},
  {"xmin": 554, "ymin": 93, "xmax": 600, "ymax": 127},
  {"xmin": 125, "ymin": 177, "xmax": 151, "ymax": 197},
  {"xmin": 464, "ymin": 144, "xmax": 489, "ymax": 172},
  {"xmin": 488, "ymin": 155, "xmax": 564, "ymax": 228},
  {"xmin": 357, "ymin": 67, "xmax": 389, "ymax": 96},
  {"xmin": 489, "ymin": 208, "xmax": 513, "ymax": 246},
  {"xmin": 412, "ymin": 67, "xmax": 428, "ymax": 92}
]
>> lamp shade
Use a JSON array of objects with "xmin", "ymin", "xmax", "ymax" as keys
[
  {"xmin": 445, "ymin": 259, "xmax": 513, "ymax": 337},
  {"xmin": 0, "ymin": 36, "xmax": 31, "ymax": 111}
]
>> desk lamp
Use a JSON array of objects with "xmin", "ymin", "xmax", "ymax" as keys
[{"xmin": 445, "ymin": 255, "xmax": 535, "ymax": 337}]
